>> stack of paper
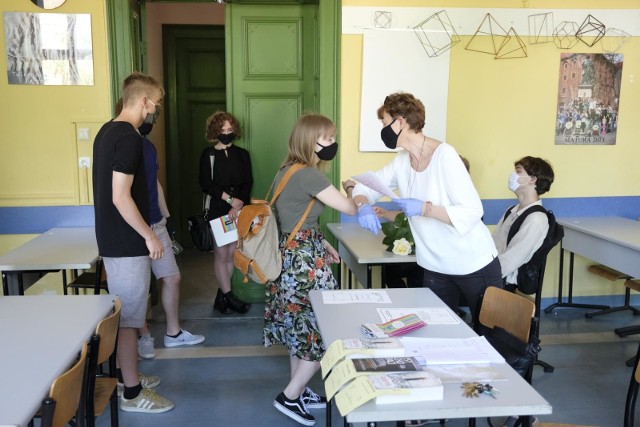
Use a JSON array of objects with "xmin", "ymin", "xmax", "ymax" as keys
[{"xmin": 361, "ymin": 313, "xmax": 426, "ymax": 338}]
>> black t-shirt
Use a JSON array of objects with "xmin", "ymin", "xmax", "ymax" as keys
[{"xmin": 93, "ymin": 120, "xmax": 149, "ymax": 257}]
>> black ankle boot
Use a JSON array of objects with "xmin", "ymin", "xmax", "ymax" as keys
[
  {"xmin": 214, "ymin": 289, "xmax": 233, "ymax": 315},
  {"xmin": 224, "ymin": 291, "xmax": 251, "ymax": 314}
]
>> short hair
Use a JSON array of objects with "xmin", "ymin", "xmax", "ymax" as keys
[
  {"xmin": 283, "ymin": 113, "xmax": 336, "ymax": 171},
  {"xmin": 121, "ymin": 72, "xmax": 164, "ymax": 107},
  {"xmin": 205, "ymin": 111, "xmax": 242, "ymax": 142},
  {"xmin": 515, "ymin": 156, "xmax": 555, "ymax": 195},
  {"xmin": 376, "ymin": 92, "xmax": 425, "ymax": 131}
]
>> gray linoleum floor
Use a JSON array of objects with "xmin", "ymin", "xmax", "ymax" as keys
[{"xmin": 94, "ymin": 248, "xmax": 640, "ymax": 427}]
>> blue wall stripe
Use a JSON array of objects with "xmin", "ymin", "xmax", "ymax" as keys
[
  {"xmin": 1, "ymin": 196, "xmax": 639, "ymax": 234},
  {"xmin": 0, "ymin": 206, "xmax": 95, "ymax": 234},
  {"xmin": 339, "ymin": 196, "xmax": 640, "ymax": 224}
]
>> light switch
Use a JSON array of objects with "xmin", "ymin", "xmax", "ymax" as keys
[{"xmin": 77, "ymin": 128, "xmax": 90, "ymax": 140}]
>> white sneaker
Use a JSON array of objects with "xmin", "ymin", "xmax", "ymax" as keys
[
  {"xmin": 164, "ymin": 329, "xmax": 205, "ymax": 348},
  {"xmin": 138, "ymin": 335, "xmax": 156, "ymax": 359}
]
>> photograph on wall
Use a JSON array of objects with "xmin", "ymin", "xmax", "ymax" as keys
[
  {"xmin": 3, "ymin": 12, "xmax": 93, "ymax": 85},
  {"xmin": 555, "ymin": 53, "xmax": 623, "ymax": 145}
]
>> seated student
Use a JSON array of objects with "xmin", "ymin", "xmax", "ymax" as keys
[{"xmin": 492, "ymin": 156, "xmax": 554, "ymax": 292}]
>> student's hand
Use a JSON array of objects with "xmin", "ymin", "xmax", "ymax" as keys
[
  {"xmin": 373, "ymin": 206, "xmax": 387, "ymax": 218},
  {"xmin": 395, "ymin": 198, "xmax": 424, "ymax": 217},
  {"xmin": 146, "ymin": 234, "xmax": 164, "ymax": 260},
  {"xmin": 323, "ymin": 241, "xmax": 340, "ymax": 264},
  {"xmin": 342, "ymin": 179, "xmax": 356, "ymax": 192},
  {"xmin": 231, "ymin": 198, "xmax": 244, "ymax": 210},
  {"xmin": 357, "ymin": 204, "xmax": 382, "ymax": 235}
]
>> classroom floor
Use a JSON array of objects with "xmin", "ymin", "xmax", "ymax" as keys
[{"xmin": 93, "ymin": 248, "xmax": 640, "ymax": 427}]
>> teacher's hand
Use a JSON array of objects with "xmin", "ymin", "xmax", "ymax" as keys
[
  {"xmin": 395, "ymin": 198, "xmax": 424, "ymax": 217},
  {"xmin": 357, "ymin": 204, "xmax": 382, "ymax": 235}
]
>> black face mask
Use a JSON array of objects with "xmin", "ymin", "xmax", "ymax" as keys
[
  {"xmin": 138, "ymin": 122, "xmax": 153, "ymax": 137},
  {"xmin": 380, "ymin": 118, "xmax": 402, "ymax": 149},
  {"xmin": 315, "ymin": 142, "xmax": 338, "ymax": 161},
  {"xmin": 217, "ymin": 133, "xmax": 236, "ymax": 145}
]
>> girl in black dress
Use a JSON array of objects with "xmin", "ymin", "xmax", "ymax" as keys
[{"xmin": 199, "ymin": 111, "xmax": 253, "ymax": 314}]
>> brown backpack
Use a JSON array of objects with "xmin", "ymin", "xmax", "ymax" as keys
[{"xmin": 234, "ymin": 164, "xmax": 315, "ymax": 284}]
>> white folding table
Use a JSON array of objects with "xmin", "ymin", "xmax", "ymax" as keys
[
  {"xmin": 310, "ymin": 288, "xmax": 552, "ymax": 427},
  {"xmin": 0, "ymin": 227, "xmax": 98, "ymax": 295},
  {"xmin": 0, "ymin": 295, "xmax": 116, "ymax": 427}
]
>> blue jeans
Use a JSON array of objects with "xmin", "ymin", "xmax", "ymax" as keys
[{"xmin": 422, "ymin": 257, "xmax": 502, "ymax": 320}]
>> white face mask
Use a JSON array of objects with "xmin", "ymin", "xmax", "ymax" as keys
[{"xmin": 508, "ymin": 172, "xmax": 524, "ymax": 192}]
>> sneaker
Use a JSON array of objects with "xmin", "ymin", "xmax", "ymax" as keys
[
  {"xmin": 301, "ymin": 387, "xmax": 327, "ymax": 409},
  {"xmin": 273, "ymin": 392, "xmax": 315, "ymax": 426},
  {"xmin": 120, "ymin": 388, "xmax": 175, "ymax": 413},
  {"xmin": 164, "ymin": 329, "xmax": 205, "ymax": 348},
  {"xmin": 138, "ymin": 335, "xmax": 156, "ymax": 359},
  {"xmin": 117, "ymin": 373, "xmax": 161, "ymax": 396}
]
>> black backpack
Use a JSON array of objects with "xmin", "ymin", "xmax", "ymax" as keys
[{"xmin": 502, "ymin": 205, "xmax": 564, "ymax": 294}]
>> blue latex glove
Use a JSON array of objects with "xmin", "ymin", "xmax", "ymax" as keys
[
  {"xmin": 357, "ymin": 204, "xmax": 382, "ymax": 235},
  {"xmin": 395, "ymin": 198, "xmax": 424, "ymax": 217}
]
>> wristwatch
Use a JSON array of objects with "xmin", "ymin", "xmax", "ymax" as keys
[
  {"xmin": 356, "ymin": 201, "xmax": 365, "ymax": 209},
  {"xmin": 226, "ymin": 197, "xmax": 233, "ymax": 205}
]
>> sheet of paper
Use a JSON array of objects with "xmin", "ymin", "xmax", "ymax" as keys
[
  {"xmin": 424, "ymin": 364, "xmax": 507, "ymax": 384},
  {"xmin": 322, "ymin": 290, "xmax": 391, "ymax": 304},
  {"xmin": 377, "ymin": 307, "xmax": 461, "ymax": 325},
  {"xmin": 352, "ymin": 171, "xmax": 398, "ymax": 199},
  {"xmin": 401, "ymin": 336, "xmax": 505, "ymax": 365}
]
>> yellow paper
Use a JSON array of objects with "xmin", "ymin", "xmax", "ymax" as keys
[
  {"xmin": 325, "ymin": 359, "xmax": 360, "ymax": 400},
  {"xmin": 334, "ymin": 376, "xmax": 379, "ymax": 415}
]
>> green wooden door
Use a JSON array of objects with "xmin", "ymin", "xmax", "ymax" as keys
[
  {"xmin": 164, "ymin": 25, "xmax": 226, "ymax": 245},
  {"xmin": 225, "ymin": 3, "xmax": 318, "ymax": 301}
]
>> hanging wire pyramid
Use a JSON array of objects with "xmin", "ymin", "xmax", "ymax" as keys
[
  {"xmin": 465, "ymin": 14, "xmax": 509, "ymax": 56},
  {"xmin": 412, "ymin": 10, "xmax": 460, "ymax": 58},
  {"xmin": 496, "ymin": 28, "xmax": 527, "ymax": 59},
  {"xmin": 600, "ymin": 28, "xmax": 631, "ymax": 53}
]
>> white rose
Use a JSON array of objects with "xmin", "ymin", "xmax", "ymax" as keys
[{"xmin": 392, "ymin": 238, "xmax": 412, "ymax": 256}]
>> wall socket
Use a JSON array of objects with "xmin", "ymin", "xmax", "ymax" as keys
[
  {"xmin": 77, "ymin": 128, "xmax": 90, "ymax": 140},
  {"xmin": 79, "ymin": 157, "xmax": 91, "ymax": 168}
]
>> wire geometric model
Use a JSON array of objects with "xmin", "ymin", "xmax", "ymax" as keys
[
  {"xmin": 413, "ymin": 10, "xmax": 460, "ymax": 58},
  {"xmin": 600, "ymin": 28, "xmax": 631, "ymax": 53},
  {"xmin": 465, "ymin": 14, "xmax": 509, "ymax": 56},
  {"xmin": 553, "ymin": 21, "xmax": 579, "ymax": 49},
  {"xmin": 496, "ymin": 28, "xmax": 527, "ymax": 59},
  {"xmin": 528, "ymin": 12, "xmax": 553, "ymax": 44},
  {"xmin": 576, "ymin": 14, "xmax": 605, "ymax": 47},
  {"xmin": 374, "ymin": 11, "xmax": 392, "ymax": 29}
]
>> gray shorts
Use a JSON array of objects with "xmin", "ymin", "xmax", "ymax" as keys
[
  {"xmin": 103, "ymin": 256, "xmax": 151, "ymax": 328},
  {"xmin": 151, "ymin": 218, "xmax": 180, "ymax": 279}
]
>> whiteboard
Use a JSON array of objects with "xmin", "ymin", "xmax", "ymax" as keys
[{"xmin": 359, "ymin": 28, "xmax": 451, "ymax": 152}]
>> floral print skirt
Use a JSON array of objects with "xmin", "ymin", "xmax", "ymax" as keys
[{"xmin": 263, "ymin": 229, "xmax": 337, "ymax": 361}]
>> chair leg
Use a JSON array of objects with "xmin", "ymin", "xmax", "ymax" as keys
[
  {"xmin": 534, "ymin": 359, "xmax": 555, "ymax": 373},
  {"xmin": 586, "ymin": 288, "xmax": 640, "ymax": 318}
]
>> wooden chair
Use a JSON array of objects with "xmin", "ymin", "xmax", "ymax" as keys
[
  {"xmin": 66, "ymin": 257, "xmax": 108, "ymax": 295},
  {"xmin": 85, "ymin": 297, "xmax": 121, "ymax": 427},
  {"xmin": 585, "ymin": 264, "xmax": 639, "ymax": 318},
  {"xmin": 40, "ymin": 342, "xmax": 88, "ymax": 427}
]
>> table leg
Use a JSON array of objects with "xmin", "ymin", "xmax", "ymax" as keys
[
  {"xmin": 326, "ymin": 398, "xmax": 332, "ymax": 427},
  {"xmin": 367, "ymin": 265, "xmax": 372, "ymax": 289},
  {"xmin": 545, "ymin": 250, "xmax": 609, "ymax": 312},
  {"xmin": 1, "ymin": 272, "xmax": 7, "ymax": 296},
  {"xmin": 18, "ymin": 274, "xmax": 24, "ymax": 296}
]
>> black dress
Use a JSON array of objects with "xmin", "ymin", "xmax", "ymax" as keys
[{"xmin": 199, "ymin": 145, "xmax": 253, "ymax": 218}]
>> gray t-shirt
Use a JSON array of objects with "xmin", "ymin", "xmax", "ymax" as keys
[{"xmin": 274, "ymin": 165, "xmax": 331, "ymax": 233}]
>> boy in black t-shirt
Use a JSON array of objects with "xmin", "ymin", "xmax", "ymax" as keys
[{"xmin": 93, "ymin": 72, "xmax": 174, "ymax": 413}]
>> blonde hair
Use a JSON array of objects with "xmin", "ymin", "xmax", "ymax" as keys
[
  {"xmin": 282, "ymin": 113, "xmax": 336, "ymax": 172},
  {"xmin": 121, "ymin": 72, "xmax": 164, "ymax": 107}
]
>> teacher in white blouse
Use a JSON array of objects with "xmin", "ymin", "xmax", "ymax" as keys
[{"xmin": 352, "ymin": 92, "xmax": 502, "ymax": 319}]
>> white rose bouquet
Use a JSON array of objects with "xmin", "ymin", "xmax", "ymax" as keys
[{"xmin": 381, "ymin": 212, "xmax": 415, "ymax": 255}]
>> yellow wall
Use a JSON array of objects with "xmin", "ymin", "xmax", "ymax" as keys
[
  {"xmin": 0, "ymin": 0, "xmax": 111, "ymax": 207},
  {"xmin": 340, "ymin": 0, "xmax": 640, "ymax": 297}
]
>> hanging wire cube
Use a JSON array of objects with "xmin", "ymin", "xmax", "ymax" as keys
[
  {"xmin": 553, "ymin": 21, "xmax": 579, "ymax": 49},
  {"xmin": 528, "ymin": 12, "xmax": 553, "ymax": 44},
  {"xmin": 374, "ymin": 11, "xmax": 392, "ymax": 29},
  {"xmin": 576, "ymin": 14, "xmax": 605, "ymax": 47},
  {"xmin": 412, "ymin": 10, "xmax": 460, "ymax": 58},
  {"xmin": 600, "ymin": 28, "xmax": 631, "ymax": 53}
]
